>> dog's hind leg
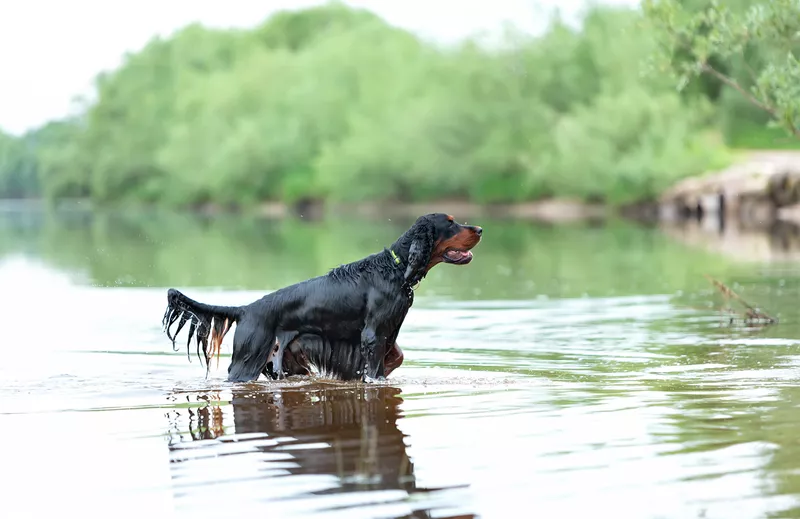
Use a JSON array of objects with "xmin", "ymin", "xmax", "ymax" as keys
[
  {"xmin": 227, "ymin": 318, "xmax": 274, "ymax": 383},
  {"xmin": 270, "ymin": 330, "xmax": 299, "ymax": 380},
  {"xmin": 384, "ymin": 341, "xmax": 404, "ymax": 377},
  {"xmin": 262, "ymin": 362, "xmax": 278, "ymax": 380}
]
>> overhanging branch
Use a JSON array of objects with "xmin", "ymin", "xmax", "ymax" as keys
[{"xmin": 701, "ymin": 61, "xmax": 800, "ymax": 138}]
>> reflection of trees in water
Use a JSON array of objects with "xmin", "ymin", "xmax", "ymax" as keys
[
  {"xmin": 634, "ymin": 337, "xmax": 800, "ymax": 518},
  {"xmin": 758, "ymin": 385, "xmax": 800, "ymax": 519},
  {"xmin": 660, "ymin": 219, "xmax": 800, "ymax": 262},
  {"xmin": 0, "ymin": 206, "xmax": 755, "ymax": 300},
  {"xmin": 164, "ymin": 385, "xmax": 475, "ymax": 519},
  {"xmin": 648, "ymin": 380, "xmax": 800, "ymax": 518}
]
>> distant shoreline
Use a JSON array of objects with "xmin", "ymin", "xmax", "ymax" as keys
[
  {"xmin": 0, "ymin": 197, "xmax": 615, "ymax": 223},
  {"xmin": 10, "ymin": 150, "xmax": 800, "ymax": 228}
]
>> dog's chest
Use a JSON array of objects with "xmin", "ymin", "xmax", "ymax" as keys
[
  {"xmin": 405, "ymin": 285, "xmax": 415, "ymax": 308},
  {"xmin": 381, "ymin": 285, "xmax": 414, "ymax": 324}
]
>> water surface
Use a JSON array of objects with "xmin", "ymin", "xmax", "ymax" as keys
[{"xmin": 2, "ymin": 207, "xmax": 800, "ymax": 519}]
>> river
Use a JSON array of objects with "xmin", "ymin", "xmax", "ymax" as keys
[{"xmin": 2, "ymin": 206, "xmax": 800, "ymax": 519}]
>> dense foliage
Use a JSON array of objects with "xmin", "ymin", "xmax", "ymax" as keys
[
  {"xmin": 0, "ymin": 130, "xmax": 38, "ymax": 198},
  {"xmin": 0, "ymin": 3, "xmax": 744, "ymax": 207},
  {"xmin": 644, "ymin": 0, "xmax": 800, "ymax": 147}
]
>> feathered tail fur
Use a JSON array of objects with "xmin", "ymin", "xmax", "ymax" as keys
[{"xmin": 162, "ymin": 288, "xmax": 242, "ymax": 375}]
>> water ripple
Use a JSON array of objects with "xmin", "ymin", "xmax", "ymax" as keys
[{"xmin": 3, "ymin": 258, "xmax": 800, "ymax": 518}]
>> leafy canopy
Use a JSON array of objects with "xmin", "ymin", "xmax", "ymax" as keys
[
  {"xmin": 644, "ymin": 0, "xmax": 800, "ymax": 140},
  {"xmin": 2, "ymin": 3, "xmax": 730, "ymax": 207}
]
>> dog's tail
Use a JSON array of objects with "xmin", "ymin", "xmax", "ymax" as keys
[{"xmin": 162, "ymin": 288, "xmax": 243, "ymax": 374}]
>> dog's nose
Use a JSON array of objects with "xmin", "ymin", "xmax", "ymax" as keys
[{"xmin": 474, "ymin": 226, "xmax": 482, "ymax": 236}]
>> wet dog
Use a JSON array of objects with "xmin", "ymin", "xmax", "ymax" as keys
[{"xmin": 162, "ymin": 213, "xmax": 482, "ymax": 382}]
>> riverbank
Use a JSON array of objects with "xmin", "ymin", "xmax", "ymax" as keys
[
  {"xmin": 0, "ymin": 197, "xmax": 611, "ymax": 224},
  {"xmin": 5, "ymin": 150, "xmax": 800, "ymax": 229},
  {"xmin": 657, "ymin": 150, "xmax": 800, "ymax": 229},
  {"xmin": 286, "ymin": 199, "xmax": 610, "ymax": 223}
]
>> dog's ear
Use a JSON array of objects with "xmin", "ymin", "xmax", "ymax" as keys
[{"xmin": 404, "ymin": 218, "xmax": 435, "ymax": 285}]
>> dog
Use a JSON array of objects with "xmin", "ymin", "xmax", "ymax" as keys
[{"xmin": 162, "ymin": 213, "xmax": 482, "ymax": 383}]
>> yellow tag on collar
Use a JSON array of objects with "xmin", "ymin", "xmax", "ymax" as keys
[{"xmin": 390, "ymin": 250, "xmax": 401, "ymax": 265}]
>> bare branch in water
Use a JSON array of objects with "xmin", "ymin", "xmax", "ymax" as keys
[{"xmin": 703, "ymin": 274, "xmax": 777, "ymax": 326}]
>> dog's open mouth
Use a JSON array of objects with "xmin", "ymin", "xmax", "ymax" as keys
[{"xmin": 443, "ymin": 248, "xmax": 474, "ymax": 265}]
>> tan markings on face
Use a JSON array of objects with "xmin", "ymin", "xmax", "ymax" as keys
[{"xmin": 425, "ymin": 226, "xmax": 480, "ymax": 272}]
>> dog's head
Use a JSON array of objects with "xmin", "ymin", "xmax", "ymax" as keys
[{"xmin": 397, "ymin": 213, "xmax": 482, "ymax": 285}]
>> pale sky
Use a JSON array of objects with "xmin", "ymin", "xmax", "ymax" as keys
[{"xmin": 0, "ymin": 0, "xmax": 639, "ymax": 135}]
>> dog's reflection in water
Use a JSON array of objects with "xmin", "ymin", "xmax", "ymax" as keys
[{"xmin": 165, "ymin": 384, "xmax": 474, "ymax": 519}]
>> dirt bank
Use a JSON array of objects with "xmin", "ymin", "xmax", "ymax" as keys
[{"xmin": 658, "ymin": 150, "xmax": 800, "ymax": 230}]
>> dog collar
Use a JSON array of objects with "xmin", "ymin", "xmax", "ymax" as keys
[{"xmin": 387, "ymin": 248, "xmax": 419, "ymax": 299}]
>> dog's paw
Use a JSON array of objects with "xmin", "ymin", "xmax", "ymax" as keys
[{"xmin": 362, "ymin": 374, "xmax": 387, "ymax": 384}]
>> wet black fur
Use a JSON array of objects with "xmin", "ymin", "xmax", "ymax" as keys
[{"xmin": 162, "ymin": 213, "xmax": 482, "ymax": 383}]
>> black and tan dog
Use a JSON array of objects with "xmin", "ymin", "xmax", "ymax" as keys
[{"xmin": 162, "ymin": 213, "xmax": 482, "ymax": 382}]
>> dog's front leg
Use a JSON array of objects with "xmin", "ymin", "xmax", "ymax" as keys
[
  {"xmin": 360, "ymin": 288, "xmax": 390, "ymax": 383},
  {"xmin": 270, "ymin": 337, "xmax": 287, "ymax": 380},
  {"xmin": 360, "ymin": 325, "xmax": 387, "ymax": 382}
]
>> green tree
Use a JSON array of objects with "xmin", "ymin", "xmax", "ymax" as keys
[
  {"xmin": 535, "ymin": 7, "xmax": 728, "ymax": 204},
  {"xmin": 254, "ymin": 2, "xmax": 382, "ymax": 51},
  {"xmin": 17, "ymin": 3, "xmax": 730, "ymax": 209},
  {"xmin": 0, "ymin": 130, "xmax": 39, "ymax": 198},
  {"xmin": 644, "ymin": 0, "xmax": 800, "ymax": 142},
  {"xmin": 79, "ymin": 24, "xmax": 250, "ymax": 204},
  {"xmin": 33, "ymin": 119, "xmax": 90, "ymax": 201}
]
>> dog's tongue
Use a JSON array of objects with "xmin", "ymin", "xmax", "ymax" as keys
[{"xmin": 446, "ymin": 250, "xmax": 472, "ymax": 261}]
